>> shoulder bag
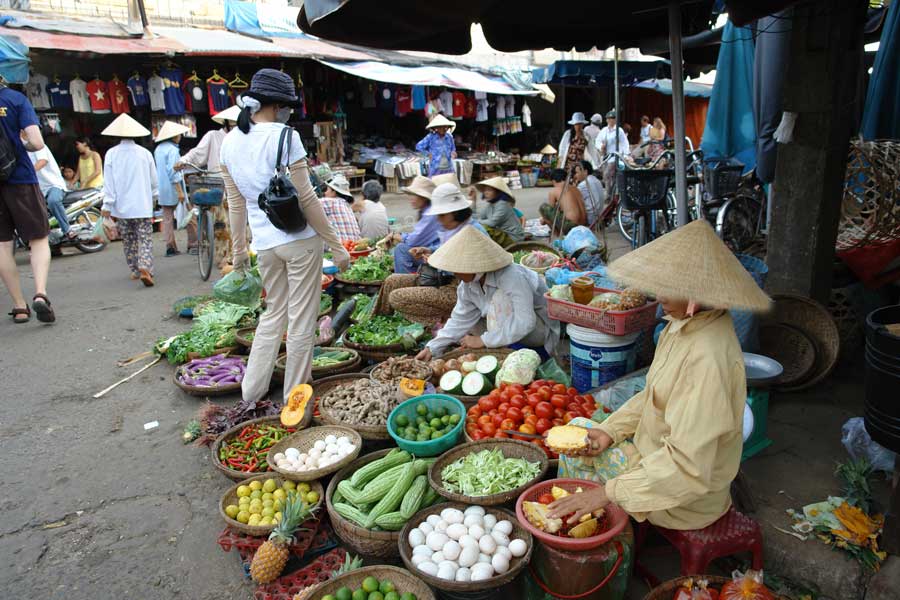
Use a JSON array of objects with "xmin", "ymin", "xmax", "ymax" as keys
[{"xmin": 257, "ymin": 126, "xmax": 307, "ymax": 232}]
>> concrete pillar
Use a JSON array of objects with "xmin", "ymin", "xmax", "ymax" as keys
[{"xmin": 766, "ymin": 0, "xmax": 868, "ymax": 302}]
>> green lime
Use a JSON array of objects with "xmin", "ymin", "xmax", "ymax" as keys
[
  {"xmin": 379, "ymin": 581, "xmax": 395, "ymax": 595},
  {"xmin": 400, "ymin": 593, "xmax": 417, "ymax": 600},
  {"xmin": 367, "ymin": 593, "xmax": 383, "ymax": 600},
  {"xmin": 431, "ymin": 430, "xmax": 444, "ymax": 440},
  {"xmin": 415, "ymin": 416, "xmax": 426, "ymax": 425},
  {"xmin": 323, "ymin": 595, "xmax": 337, "ymax": 600},
  {"xmin": 384, "ymin": 593, "xmax": 399, "ymax": 600},
  {"xmin": 395, "ymin": 414, "xmax": 409, "ymax": 428},
  {"xmin": 449, "ymin": 414, "xmax": 461, "ymax": 425},
  {"xmin": 435, "ymin": 406, "xmax": 447, "ymax": 418},
  {"xmin": 335, "ymin": 588, "xmax": 352, "ymax": 600},
  {"xmin": 429, "ymin": 418, "xmax": 442, "ymax": 429},
  {"xmin": 440, "ymin": 415, "xmax": 450, "ymax": 426},
  {"xmin": 416, "ymin": 433, "xmax": 429, "ymax": 442},
  {"xmin": 416, "ymin": 404, "xmax": 428, "ymax": 416},
  {"xmin": 405, "ymin": 426, "xmax": 417, "ymax": 438},
  {"xmin": 362, "ymin": 576, "xmax": 380, "ymax": 593},
  {"xmin": 352, "ymin": 589, "xmax": 367, "ymax": 600}
]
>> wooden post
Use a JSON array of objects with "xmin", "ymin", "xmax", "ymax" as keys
[
  {"xmin": 668, "ymin": 1, "xmax": 689, "ymax": 227},
  {"xmin": 765, "ymin": 0, "xmax": 868, "ymax": 302}
]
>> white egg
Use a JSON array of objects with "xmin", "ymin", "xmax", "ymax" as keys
[
  {"xmin": 431, "ymin": 551, "xmax": 445, "ymax": 564},
  {"xmin": 426, "ymin": 531, "xmax": 449, "ymax": 552},
  {"xmin": 411, "ymin": 554, "xmax": 431, "ymax": 567},
  {"xmin": 478, "ymin": 553, "xmax": 492, "ymax": 564},
  {"xmin": 468, "ymin": 524, "xmax": 485, "ymax": 540},
  {"xmin": 325, "ymin": 434, "xmax": 337, "ymax": 445},
  {"xmin": 458, "ymin": 534, "xmax": 478, "ymax": 549},
  {"xmin": 298, "ymin": 453, "xmax": 308, "ymax": 463},
  {"xmin": 464, "ymin": 505, "xmax": 486, "ymax": 517},
  {"xmin": 442, "ymin": 540, "xmax": 461, "ymax": 561},
  {"xmin": 470, "ymin": 563, "xmax": 494, "ymax": 581},
  {"xmin": 446, "ymin": 523, "xmax": 468, "ymax": 541},
  {"xmin": 494, "ymin": 520, "xmax": 514, "ymax": 536},
  {"xmin": 495, "ymin": 546, "xmax": 512, "ymax": 562},
  {"xmin": 273, "ymin": 452, "xmax": 286, "ymax": 462},
  {"xmin": 436, "ymin": 562, "xmax": 457, "ymax": 581},
  {"xmin": 455, "ymin": 567, "xmax": 471, "ymax": 582},
  {"xmin": 438, "ymin": 560, "xmax": 459, "ymax": 571},
  {"xmin": 434, "ymin": 520, "xmax": 449, "ymax": 534},
  {"xmin": 491, "ymin": 530, "xmax": 510, "ymax": 547},
  {"xmin": 426, "ymin": 514, "xmax": 442, "ymax": 528},
  {"xmin": 326, "ymin": 443, "xmax": 339, "ymax": 454},
  {"xmin": 491, "ymin": 553, "xmax": 510, "ymax": 574},
  {"xmin": 417, "ymin": 561, "xmax": 438, "ymax": 577},
  {"xmin": 337, "ymin": 435, "xmax": 350, "ymax": 446},
  {"xmin": 479, "ymin": 534, "xmax": 497, "ymax": 555},
  {"xmin": 463, "ymin": 514, "xmax": 484, "ymax": 528},
  {"xmin": 418, "ymin": 522, "xmax": 434, "ymax": 536},
  {"xmin": 285, "ymin": 448, "xmax": 300, "ymax": 460},
  {"xmin": 482, "ymin": 514, "xmax": 497, "ymax": 531},
  {"xmin": 412, "ymin": 545, "xmax": 433, "ymax": 557},
  {"xmin": 313, "ymin": 440, "xmax": 326, "ymax": 452},
  {"xmin": 308, "ymin": 448, "xmax": 321, "ymax": 459},
  {"xmin": 441, "ymin": 508, "xmax": 464, "ymax": 524},
  {"xmin": 408, "ymin": 529, "xmax": 426, "ymax": 547},
  {"xmin": 508, "ymin": 538, "xmax": 527, "ymax": 557},
  {"xmin": 457, "ymin": 545, "xmax": 479, "ymax": 568}
]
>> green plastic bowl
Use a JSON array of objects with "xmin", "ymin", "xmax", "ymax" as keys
[{"xmin": 387, "ymin": 394, "xmax": 465, "ymax": 457}]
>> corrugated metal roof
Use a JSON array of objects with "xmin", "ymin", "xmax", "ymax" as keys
[
  {"xmin": 0, "ymin": 26, "xmax": 184, "ymax": 54},
  {"xmin": 153, "ymin": 26, "xmax": 285, "ymax": 56},
  {"xmin": 273, "ymin": 36, "xmax": 376, "ymax": 61}
]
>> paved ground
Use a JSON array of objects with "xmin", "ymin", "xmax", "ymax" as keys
[{"xmin": 0, "ymin": 190, "xmax": 883, "ymax": 599}]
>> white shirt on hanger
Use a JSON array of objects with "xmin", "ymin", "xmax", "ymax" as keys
[
  {"xmin": 147, "ymin": 75, "xmax": 165, "ymax": 112},
  {"xmin": 102, "ymin": 139, "xmax": 159, "ymax": 219},
  {"xmin": 439, "ymin": 91, "xmax": 454, "ymax": 115},
  {"xmin": 521, "ymin": 102, "xmax": 531, "ymax": 127},
  {"xmin": 476, "ymin": 99, "xmax": 489, "ymax": 122},
  {"xmin": 69, "ymin": 78, "xmax": 91, "ymax": 113},
  {"xmin": 496, "ymin": 97, "xmax": 507, "ymax": 119},
  {"xmin": 25, "ymin": 73, "xmax": 50, "ymax": 110}
]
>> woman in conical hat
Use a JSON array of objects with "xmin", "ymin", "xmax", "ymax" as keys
[
  {"xmin": 414, "ymin": 224, "xmax": 560, "ymax": 361},
  {"xmin": 547, "ymin": 220, "xmax": 771, "ymax": 531},
  {"xmin": 468, "ymin": 176, "xmax": 524, "ymax": 247},
  {"xmin": 416, "ymin": 113, "xmax": 457, "ymax": 177}
]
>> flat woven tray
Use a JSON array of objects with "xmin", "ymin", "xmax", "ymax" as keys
[
  {"xmin": 218, "ymin": 472, "xmax": 323, "ymax": 536},
  {"xmin": 759, "ymin": 323, "xmax": 817, "ymax": 388},
  {"xmin": 311, "ymin": 347, "xmax": 361, "ymax": 379},
  {"xmin": 173, "ymin": 356, "xmax": 246, "ymax": 397},
  {"xmin": 267, "ymin": 425, "xmax": 362, "ymax": 482},
  {"xmin": 763, "ymin": 293, "xmax": 839, "ymax": 391}
]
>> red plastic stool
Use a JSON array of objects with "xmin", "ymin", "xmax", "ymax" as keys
[{"xmin": 636, "ymin": 507, "xmax": 763, "ymax": 582}]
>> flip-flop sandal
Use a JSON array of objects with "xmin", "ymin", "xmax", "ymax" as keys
[
  {"xmin": 31, "ymin": 294, "xmax": 56, "ymax": 323},
  {"xmin": 8, "ymin": 307, "xmax": 30, "ymax": 323}
]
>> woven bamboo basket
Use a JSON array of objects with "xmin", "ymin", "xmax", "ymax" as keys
[
  {"xmin": 301, "ymin": 565, "xmax": 435, "ymax": 600},
  {"xmin": 462, "ymin": 428, "xmax": 559, "ymax": 467},
  {"xmin": 185, "ymin": 346, "xmax": 239, "ymax": 362},
  {"xmin": 642, "ymin": 576, "xmax": 731, "ymax": 600},
  {"xmin": 173, "ymin": 356, "xmax": 247, "ymax": 397},
  {"xmin": 436, "ymin": 347, "xmax": 514, "ymax": 405},
  {"xmin": 428, "ymin": 438, "xmax": 548, "ymax": 505},
  {"xmin": 325, "ymin": 448, "xmax": 402, "ymax": 557},
  {"xmin": 759, "ymin": 323, "xmax": 817, "ymax": 388},
  {"xmin": 235, "ymin": 327, "xmax": 286, "ymax": 353},
  {"xmin": 343, "ymin": 338, "xmax": 409, "ymax": 362},
  {"xmin": 370, "ymin": 356, "xmax": 433, "ymax": 384},
  {"xmin": 268, "ymin": 426, "xmax": 363, "ymax": 482},
  {"xmin": 315, "ymin": 374, "xmax": 395, "ymax": 440},
  {"xmin": 311, "ymin": 347, "xmax": 362, "ymax": 379},
  {"xmin": 506, "ymin": 241, "xmax": 560, "ymax": 255},
  {"xmin": 218, "ymin": 472, "xmax": 323, "ymax": 536},
  {"xmin": 334, "ymin": 273, "xmax": 386, "ymax": 288},
  {"xmin": 399, "ymin": 502, "xmax": 533, "ymax": 592},
  {"xmin": 211, "ymin": 415, "xmax": 300, "ymax": 480}
]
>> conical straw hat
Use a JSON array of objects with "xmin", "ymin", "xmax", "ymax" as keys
[
  {"xmin": 431, "ymin": 172, "xmax": 460, "ymax": 187},
  {"xmin": 101, "ymin": 113, "xmax": 151, "ymax": 138},
  {"xmin": 475, "ymin": 176, "xmax": 514, "ymax": 200},
  {"xmin": 155, "ymin": 121, "xmax": 190, "ymax": 143},
  {"xmin": 426, "ymin": 114, "xmax": 456, "ymax": 132},
  {"xmin": 607, "ymin": 220, "xmax": 771, "ymax": 312},
  {"xmin": 540, "ymin": 144, "xmax": 557, "ymax": 154},
  {"xmin": 401, "ymin": 175, "xmax": 435, "ymax": 199},
  {"xmin": 428, "ymin": 225, "xmax": 513, "ymax": 274},
  {"xmin": 212, "ymin": 105, "xmax": 242, "ymax": 124}
]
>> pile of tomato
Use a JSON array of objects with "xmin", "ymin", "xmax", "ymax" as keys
[{"xmin": 464, "ymin": 380, "xmax": 606, "ymax": 458}]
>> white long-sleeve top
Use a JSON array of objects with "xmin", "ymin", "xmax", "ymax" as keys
[
  {"xmin": 595, "ymin": 125, "xmax": 632, "ymax": 162},
  {"xmin": 180, "ymin": 128, "xmax": 226, "ymax": 174},
  {"xmin": 101, "ymin": 139, "xmax": 158, "ymax": 219},
  {"xmin": 427, "ymin": 263, "xmax": 560, "ymax": 356}
]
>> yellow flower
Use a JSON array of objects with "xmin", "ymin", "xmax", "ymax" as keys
[{"xmin": 832, "ymin": 502, "xmax": 882, "ymax": 546}]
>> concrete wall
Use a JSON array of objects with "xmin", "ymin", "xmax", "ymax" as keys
[{"xmin": 26, "ymin": 0, "xmax": 224, "ymax": 25}]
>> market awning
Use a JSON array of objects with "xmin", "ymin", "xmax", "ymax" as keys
[
  {"xmin": 532, "ymin": 60, "xmax": 669, "ymax": 86},
  {"xmin": 317, "ymin": 60, "xmax": 539, "ymax": 95},
  {"xmin": 153, "ymin": 26, "xmax": 286, "ymax": 57},
  {"xmin": 634, "ymin": 78, "xmax": 712, "ymax": 98},
  {"xmin": 0, "ymin": 33, "xmax": 29, "ymax": 83},
  {"xmin": 0, "ymin": 26, "xmax": 184, "ymax": 54}
]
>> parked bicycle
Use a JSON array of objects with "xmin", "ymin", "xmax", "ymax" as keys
[
  {"xmin": 699, "ymin": 158, "xmax": 767, "ymax": 254},
  {"xmin": 182, "ymin": 163, "xmax": 224, "ymax": 281}
]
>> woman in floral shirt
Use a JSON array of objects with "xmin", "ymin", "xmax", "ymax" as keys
[{"xmin": 416, "ymin": 114, "xmax": 457, "ymax": 176}]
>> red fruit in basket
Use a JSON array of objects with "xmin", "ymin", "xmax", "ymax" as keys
[
  {"xmin": 499, "ymin": 390, "xmax": 511, "ymax": 403},
  {"xmin": 472, "ymin": 430, "xmax": 488, "ymax": 440},
  {"xmin": 481, "ymin": 422, "xmax": 497, "ymax": 436},
  {"xmin": 492, "ymin": 413, "xmax": 505, "ymax": 428},
  {"xmin": 538, "ymin": 493, "xmax": 554, "ymax": 505},
  {"xmin": 477, "ymin": 414, "xmax": 492, "ymax": 427},
  {"xmin": 550, "ymin": 394, "xmax": 567, "ymax": 408},
  {"xmin": 468, "ymin": 406, "xmax": 482, "ymax": 419},
  {"xmin": 563, "ymin": 411, "xmax": 578, "ymax": 424},
  {"xmin": 552, "ymin": 418, "xmax": 563, "ymax": 427},
  {"xmin": 554, "ymin": 407, "xmax": 565, "ymax": 419},
  {"xmin": 538, "ymin": 387, "xmax": 551, "ymax": 401},
  {"xmin": 519, "ymin": 423, "xmax": 537, "ymax": 435},
  {"xmin": 466, "ymin": 424, "xmax": 478, "ymax": 438},
  {"xmin": 567, "ymin": 387, "xmax": 579, "ymax": 397},
  {"xmin": 525, "ymin": 414, "xmax": 538, "ymax": 427},
  {"xmin": 510, "ymin": 395, "xmax": 525, "ymax": 409},
  {"xmin": 535, "ymin": 401, "xmax": 554, "ymax": 419},
  {"xmin": 552, "ymin": 383, "xmax": 567, "ymax": 395},
  {"xmin": 495, "ymin": 431, "xmax": 509, "ymax": 438},
  {"xmin": 521, "ymin": 407, "xmax": 534, "ymax": 420},
  {"xmin": 478, "ymin": 397, "xmax": 496, "ymax": 411},
  {"xmin": 506, "ymin": 407, "xmax": 523, "ymax": 422},
  {"xmin": 500, "ymin": 418, "xmax": 516, "ymax": 431},
  {"xmin": 535, "ymin": 418, "xmax": 552, "ymax": 434},
  {"xmin": 509, "ymin": 383, "xmax": 525, "ymax": 395}
]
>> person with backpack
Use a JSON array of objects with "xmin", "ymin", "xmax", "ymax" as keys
[{"xmin": 0, "ymin": 79, "xmax": 56, "ymax": 324}]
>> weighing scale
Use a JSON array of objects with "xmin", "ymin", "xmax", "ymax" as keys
[{"xmin": 741, "ymin": 352, "xmax": 783, "ymax": 461}]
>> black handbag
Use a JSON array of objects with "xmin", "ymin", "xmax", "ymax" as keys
[
  {"xmin": 257, "ymin": 127, "xmax": 307, "ymax": 233},
  {"xmin": 416, "ymin": 264, "xmax": 454, "ymax": 287}
]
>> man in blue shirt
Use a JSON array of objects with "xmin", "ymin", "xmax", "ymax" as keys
[
  {"xmin": 0, "ymin": 82, "xmax": 56, "ymax": 324},
  {"xmin": 154, "ymin": 121, "xmax": 196, "ymax": 256}
]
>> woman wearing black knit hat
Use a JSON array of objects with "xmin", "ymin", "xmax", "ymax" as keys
[{"xmin": 220, "ymin": 68, "xmax": 351, "ymax": 409}]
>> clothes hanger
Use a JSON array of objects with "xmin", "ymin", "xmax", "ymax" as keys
[
  {"xmin": 206, "ymin": 68, "xmax": 224, "ymax": 83},
  {"xmin": 228, "ymin": 71, "xmax": 248, "ymax": 88},
  {"xmin": 189, "ymin": 70, "xmax": 201, "ymax": 83}
]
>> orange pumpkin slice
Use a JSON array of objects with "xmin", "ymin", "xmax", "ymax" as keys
[{"xmin": 281, "ymin": 383, "xmax": 312, "ymax": 427}]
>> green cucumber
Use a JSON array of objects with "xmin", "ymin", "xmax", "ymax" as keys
[
  {"xmin": 439, "ymin": 370, "xmax": 464, "ymax": 394},
  {"xmin": 461, "ymin": 372, "xmax": 489, "ymax": 396},
  {"xmin": 475, "ymin": 355, "xmax": 500, "ymax": 382}
]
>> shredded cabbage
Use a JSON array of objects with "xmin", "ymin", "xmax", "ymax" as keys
[{"xmin": 441, "ymin": 449, "xmax": 541, "ymax": 496}]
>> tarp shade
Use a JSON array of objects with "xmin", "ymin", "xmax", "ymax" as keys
[
  {"xmin": 861, "ymin": 0, "xmax": 900, "ymax": 140},
  {"xmin": 0, "ymin": 26, "xmax": 184, "ymax": 54},
  {"xmin": 701, "ymin": 21, "xmax": 756, "ymax": 170},
  {"xmin": 753, "ymin": 10, "xmax": 791, "ymax": 183},
  {"xmin": 532, "ymin": 60, "xmax": 669, "ymax": 85},
  {"xmin": 633, "ymin": 78, "xmax": 712, "ymax": 98},
  {"xmin": 624, "ymin": 88, "xmax": 709, "ymax": 147},
  {"xmin": 0, "ymin": 34, "xmax": 29, "ymax": 84},
  {"xmin": 224, "ymin": 0, "xmax": 305, "ymax": 38},
  {"xmin": 317, "ymin": 60, "xmax": 538, "ymax": 95}
]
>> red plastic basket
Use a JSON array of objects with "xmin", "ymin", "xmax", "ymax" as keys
[
  {"xmin": 515, "ymin": 478, "xmax": 629, "ymax": 552},
  {"xmin": 254, "ymin": 547, "xmax": 347, "ymax": 600},
  {"xmin": 545, "ymin": 287, "xmax": 659, "ymax": 335},
  {"xmin": 321, "ymin": 274, "xmax": 334, "ymax": 290},
  {"xmin": 349, "ymin": 248, "xmax": 374, "ymax": 259},
  {"xmin": 216, "ymin": 519, "xmax": 320, "ymax": 563}
]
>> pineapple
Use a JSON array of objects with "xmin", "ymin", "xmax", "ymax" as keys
[
  {"xmin": 250, "ymin": 492, "xmax": 316, "ymax": 583},
  {"xmin": 522, "ymin": 501, "xmax": 563, "ymax": 533},
  {"xmin": 330, "ymin": 553, "xmax": 363, "ymax": 578},
  {"xmin": 545, "ymin": 425, "xmax": 589, "ymax": 453}
]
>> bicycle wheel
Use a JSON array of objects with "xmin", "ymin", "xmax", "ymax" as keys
[
  {"xmin": 617, "ymin": 203, "xmax": 634, "ymax": 242},
  {"xmin": 73, "ymin": 209, "xmax": 106, "ymax": 254},
  {"xmin": 718, "ymin": 195, "xmax": 762, "ymax": 254},
  {"xmin": 197, "ymin": 209, "xmax": 215, "ymax": 281}
]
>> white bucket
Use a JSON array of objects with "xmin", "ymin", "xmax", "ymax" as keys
[{"xmin": 568, "ymin": 324, "xmax": 640, "ymax": 393}]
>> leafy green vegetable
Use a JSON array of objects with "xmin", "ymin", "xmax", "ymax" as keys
[
  {"xmin": 338, "ymin": 293, "xmax": 374, "ymax": 321},
  {"xmin": 341, "ymin": 254, "xmax": 393, "ymax": 283},
  {"xmin": 193, "ymin": 300, "xmax": 256, "ymax": 327},
  {"xmin": 173, "ymin": 295, "xmax": 212, "ymax": 313},
  {"xmin": 440, "ymin": 449, "xmax": 541, "ymax": 496},
  {"xmin": 320, "ymin": 293, "xmax": 333, "ymax": 314},
  {"xmin": 162, "ymin": 323, "xmax": 236, "ymax": 364},
  {"xmin": 345, "ymin": 313, "xmax": 417, "ymax": 346}
]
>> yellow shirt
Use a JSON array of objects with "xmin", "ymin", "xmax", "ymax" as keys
[
  {"xmin": 79, "ymin": 153, "xmax": 103, "ymax": 189},
  {"xmin": 598, "ymin": 310, "xmax": 746, "ymax": 530}
]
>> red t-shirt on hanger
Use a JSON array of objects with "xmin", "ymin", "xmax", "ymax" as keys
[
  {"xmin": 108, "ymin": 79, "xmax": 130, "ymax": 114},
  {"xmin": 86, "ymin": 79, "xmax": 111, "ymax": 114},
  {"xmin": 452, "ymin": 91, "xmax": 466, "ymax": 119}
]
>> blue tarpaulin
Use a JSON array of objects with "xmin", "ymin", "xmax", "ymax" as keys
[
  {"xmin": 224, "ymin": 0, "xmax": 305, "ymax": 38},
  {"xmin": 633, "ymin": 78, "xmax": 712, "ymax": 98},
  {"xmin": 0, "ymin": 33, "xmax": 29, "ymax": 84},
  {"xmin": 701, "ymin": 21, "xmax": 756, "ymax": 171},
  {"xmin": 532, "ymin": 60, "xmax": 668, "ymax": 86},
  {"xmin": 861, "ymin": 0, "xmax": 900, "ymax": 140}
]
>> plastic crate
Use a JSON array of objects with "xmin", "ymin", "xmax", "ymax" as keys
[
  {"xmin": 545, "ymin": 287, "xmax": 659, "ymax": 335},
  {"xmin": 616, "ymin": 169, "xmax": 673, "ymax": 211},
  {"xmin": 254, "ymin": 547, "xmax": 347, "ymax": 600},
  {"xmin": 702, "ymin": 159, "xmax": 744, "ymax": 199}
]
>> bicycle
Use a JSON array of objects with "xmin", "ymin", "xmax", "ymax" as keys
[
  {"xmin": 616, "ymin": 167, "xmax": 675, "ymax": 249},
  {"xmin": 182, "ymin": 163, "xmax": 224, "ymax": 281},
  {"xmin": 699, "ymin": 158, "xmax": 767, "ymax": 254}
]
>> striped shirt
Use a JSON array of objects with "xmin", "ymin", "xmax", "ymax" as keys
[{"xmin": 320, "ymin": 196, "xmax": 360, "ymax": 242}]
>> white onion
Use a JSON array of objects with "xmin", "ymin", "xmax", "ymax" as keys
[{"xmin": 408, "ymin": 529, "xmax": 425, "ymax": 547}]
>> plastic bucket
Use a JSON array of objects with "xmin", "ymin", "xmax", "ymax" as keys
[
  {"xmin": 568, "ymin": 325, "xmax": 640, "ymax": 393},
  {"xmin": 864, "ymin": 305, "xmax": 900, "ymax": 453}
]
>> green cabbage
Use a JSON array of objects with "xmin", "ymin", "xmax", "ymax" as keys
[{"xmin": 549, "ymin": 284, "xmax": 573, "ymax": 302}]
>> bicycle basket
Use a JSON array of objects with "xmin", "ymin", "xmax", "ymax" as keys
[
  {"xmin": 191, "ymin": 188, "xmax": 224, "ymax": 207},
  {"xmin": 702, "ymin": 159, "xmax": 744, "ymax": 199},
  {"xmin": 617, "ymin": 169, "xmax": 673, "ymax": 211}
]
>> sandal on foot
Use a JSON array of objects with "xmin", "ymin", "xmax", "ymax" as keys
[
  {"xmin": 32, "ymin": 294, "xmax": 56, "ymax": 323},
  {"xmin": 139, "ymin": 269, "xmax": 155, "ymax": 287},
  {"xmin": 8, "ymin": 306, "xmax": 30, "ymax": 323}
]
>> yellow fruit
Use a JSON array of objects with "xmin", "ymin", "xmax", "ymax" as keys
[
  {"xmin": 225, "ymin": 505, "xmax": 240, "ymax": 519},
  {"xmin": 260, "ymin": 516, "xmax": 273, "ymax": 526},
  {"xmin": 248, "ymin": 514, "xmax": 261, "ymax": 526},
  {"xmin": 522, "ymin": 501, "xmax": 563, "ymax": 534},
  {"xmin": 273, "ymin": 499, "xmax": 284, "ymax": 511},
  {"xmin": 250, "ymin": 492, "xmax": 316, "ymax": 583},
  {"xmin": 239, "ymin": 496, "xmax": 251, "ymax": 506},
  {"xmin": 298, "ymin": 482, "xmax": 311, "ymax": 494},
  {"xmin": 263, "ymin": 500, "xmax": 274, "ymax": 509},
  {"xmin": 236, "ymin": 510, "xmax": 251, "ymax": 524},
  {"xmin": 262, "ymin": 507, "xmax": 275, "ymax": 518},
  {"xmin": 249, "ymin": 480, "xmax": 263, "ymax": 492},
  {"xmin": 545, "ymin": 425, "xmax": 589, "ymax": 453},
  {"xmin": 250, "ymin": 490, "xmax": 263, "ymax": 500},
  {"xmin": 282, "ymin": 481, "xmax": 296, "ymax": 491},
  {"xmin": 273, "ymin": 489, "xmax": 287, "ymax": 501},
  {"xmin": 263, "ymin": 479, "xmax": 277, "ymax": 493},
  {"xmin": 250, "ymin": 505, "xmax": 263, "ymax": 515},
  {"xmin": 550, "ymin": 486, "xmax": 570, "ymax": 500},
  {"xmin": 236, "ymin": 485, "xmax": 251, "ymax": 498},
  {"xmin": 262, "ymin": 492, "xmax": 274, "ymax": 502},
  {"xmin": 569, "ymin": 518, "xmax": 599, "ymax": 538},
  {"xmin": 305, "ymin": 491, "xmax": 320, "ymax": 505},
  {"xmin": 274, "ymin": 512, "xmax": 282, "ymax": 522}
]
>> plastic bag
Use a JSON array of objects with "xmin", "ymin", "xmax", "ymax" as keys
[
  {"xmin": 91, "ymin": 216, "xmax": 110, "ymax": 243},
  {"xmin": 544, "ymin": 266, "xmax": 618, "ymax": 290},
  {"xmin": 537, "ymin": 358, "xmax": 570, "ymax": 387},
  {"xmin": 593, "ymin": 371, "xmax": 647, "ymax": 416},
  {"xmin": 559, "ymin": 226, "xmax": 599, "ymax": 255},
  {"xmin": 720, "ymin": 570, "xmax": 775, "ymax": 600},
  {"xmin": 842, "ymin": 417, "xmax": 896, "ymax": 472},
  {"xmin": 213, "ymin": 268, "xmax": 263, "ymax": 307},
  {"xmin": 398, "ymin": 323, "xmax": 425, "ymax": 349},
  {"xmin": 175, "ymin": 201, "xmax": 193, "ymax": 230}
]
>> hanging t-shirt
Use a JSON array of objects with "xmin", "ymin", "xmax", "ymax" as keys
[
  {"xmin": 207, "ymin": 80, "xmax": 231, "ymax": 115},
  {"xmin": 361, "ymin": 82, "xmax": 376, "ymax": 108},
  {"xmin": 451, "ymin": 92, "xmax": 466, "ymax": 119},
  {"xmin": 395, "ymin": 86, "xmax": 412, "ymax": 116},
  {"xmin": 184, "ymin": 79, "xmax": 207, "ymax": 114},
  {"xmin": 108, "ymin": 79, "xmax": 130, "ymax": 114},
  {"xmin": 474, "ymin": 91, "xmax": 487, "ymax": 100},
  {"xmin": 147, "ymin": 75, "xmax": 165, "ymax": 111},
  {"xmin": 46, "ymin": 79, "xmax": 72, "ymax": 110},
  {"xmin": 521, "ymin": 101, "xmax": 532, "ymax": 127},
  {"xmin": 464, "ymin": 96, "xmax": 476, "ymax": 119},
  {"xmin": 86, "ymin": 79, "xmax": 111, "ymax": 114},
  {"xmin": 496, "ymin": 97, "xmax": 507, "ymax": 120},
  {"xmin": 411, "ymin": 86, "xmax": 426, "ymax": 110},
  {"xmin": 127, "ymin": 75, "xmax": 149, "ymax": 107},
  {"xmin": 377, "ymin": 85, "xmax": 393, "ymax": 110},
  {"xmin": 25, "ymin": 73, "xmax": 50, "ymax": 110},
  {"xmin": 476, "ymin": 99, "xmax": 489, "ymax": 122},
  {"xmin": 504, "ymin": 96, "xmax": 516, "ymax": 117},
  {"xmin": 439, "ymin": 90, "xmax": 454, "ymax": 115},
  {"xmin": 70, "ymin": 78, "xmax": 91, "ymax": 113},
  {"xmin": 159, "ymin": 68, "xmax": 185, "ymax": 116}
]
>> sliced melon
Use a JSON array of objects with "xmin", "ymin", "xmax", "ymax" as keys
[
  {"xmin": 439, "ymin": 370, "xmax": 464, "ymax": 394},
  {"xmin": 461, "ymin": 360, "xmax": 478, "ymax": 375},
  {"xmin": 281, "ymin": 383, "xmax": 312, "ymax": 426},
  {"xmin": 461, "ymin": 372, "xmax": 489, "ymax": 396},
  {"xmin": 475, "ymin": 355, "xmax": 500, "ymax": 383}
]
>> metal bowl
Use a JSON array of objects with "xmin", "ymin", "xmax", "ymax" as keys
[{"xmin": 743, "ymin": 352, "xmax": 784, "ymax": 387}]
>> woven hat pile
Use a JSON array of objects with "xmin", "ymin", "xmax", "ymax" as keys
[
  {"xmin": 607, "ymin": 220, "xmax": 771, "ymax": 312},
  {"xmin": 428, "ymin": 225, "xmax": 512, "ymax": 274},
  {"xmin": 102, "ymin": 114, "xmax": 150, "ymax": 138}
]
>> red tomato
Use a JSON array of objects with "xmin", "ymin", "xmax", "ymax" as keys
[
  {"xmin": 472, "ymin": 430, "xmax": 487, "ymax": 440},
  {"xmin": 506, "ymin": 407, "xmax": 523, "ymax": 423},
  {"xmin": 521, "ymin": 405, "xmax": 534, "ymax": 418},
  {"xmin": 494, "ymin": 431, "xmax": 509, "ymax": 438},
  {"xmin": 499, "ymin": 390, "xmax": 511, "ymax": 403},
  {"xmin": 488, "ymin": 388, "xmax": 501, "ymax": 400},
  {"xmin": 481, "ymin": 422, "xmax": 497, "ymax": 436},
  {"xmin": 531, "ymin": 438, "xmax": 545, "ymax": 448},
  {"xmin": 552, "ymin": 383, "xmax": 567, "ymax": 395},
  {"xmin": 467, "ymin": 406, "xmax": 482, "ymax": 419},
  {"xmin": 532, "ymin": 379, "xmax": 548, "ymax": 388},
  {"xmin": 563, "ymin": 411, "xmax": 578, "ymax": 424},
  {"xmin": 497, "ymin": 402, "xmax": 510, "ymax": 414},
  {"xmin": 509, "ymin": 395, "xmax": 525, "ymax": 409},
  {"xmin": 519, "ymin": 423, "xmax": 537, "ymax": 435},
  {"xmin": 537, "ymin": 387, "xmax": 551, "ymax": 402},
  {"xmin": 526, "ymin": 394, "xmax": 541, "ymax": 408},
  {"xmin": 567, "ymin": 402, "xmax": 583, "ymax": 415},
  {"xmin": 525, "ymin": 414, "xmax": 538, "ymax": 427},
  {"xmin": 500, "ymin": 418, "xmax": 516, "ymax": 431},
  {"xmin": 535, "ymin": 417, "xmax": 552, "ymax": 434},
  {"xmin": 538, "ymin": 493, "xmax": 554, "ymax": 505},
  {"xmin": 535, "ymin": 401, "xmax": 554, "ymax": 419},
  {"xmin": 567, "ymin": 387, "xmax": 579, "ymax": 397},
  {"xmin": 478, "ymin": 397, "xmax": 497, "ymax": 412},
  {"xmin": 553, "ymin": 407, "xmax": 565, "ymax": 419},
  {"xmin": 550, "ymin": 394, "xmax": 568, "ymax": 409},
  {"xmin": 551, "ymin": 418, "xmax": 563, "ymax": 426},
  {"xmin": 509, "ymin": 384, "xmax": 525, "ymax": 395},
  {"xmin": 603, "ymin": 405, "xmax": 612, "ymax": 414},
  {"xmin": 491, "ymin": 413, "xmax": 505, "ymax": 428},
  {"xmin": 465, "ymin": 424, "xmax": 478, "ymax": 437},
  {"xmin": 583, "ymin": 392, "xmax": 594, "ymax": 402},
  {"xmin": 581, "ymin": 401, "xmax": 596, "ymax": 415},
  {"xmin": 477, "ymin": 414, "xmax": 492, "ymax": 427}
]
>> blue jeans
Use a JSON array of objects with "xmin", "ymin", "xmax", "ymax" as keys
[
  {"xmin": 393, "ymin": 242, "xmax": 423, "ymax": 274},
  {"xmin": 45, "ymin": 187, "xmax": 70, "ymax": 234}
]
